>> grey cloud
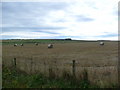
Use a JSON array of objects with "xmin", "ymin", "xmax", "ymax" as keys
[
  {"xmin": 96, "ymin": 33, "xmax": 117, "ymax": 38},
  {"xmin": 2, "ymin": 2, "xmax": 68, "ymax": 27},
  {"xmin": 54, "ymin": 19, "xmax": 66, "ymax": 23},
  {"xmin": 2, "ymin": 27, "xmax": 66, "ymax": 33},
  {"xmin": 75, "ymin": 15, "xmax": 94, "ymax": 22},
  {"xmin": 85, "ymin": 1, "xmax": 98, "ymax": 10}
]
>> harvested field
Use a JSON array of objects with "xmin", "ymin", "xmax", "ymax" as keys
[{"xmin": 2, "ymin": 41, "xmax": 119, "ymax": 87}]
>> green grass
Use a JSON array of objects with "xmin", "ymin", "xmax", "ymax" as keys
[
  {"xmin": 2, "ymin": 39, "xmax": 98, "ymax": 45},
  {"xmin": 2, "ymin": 66, "xmax": 99, "ymax": 88}
]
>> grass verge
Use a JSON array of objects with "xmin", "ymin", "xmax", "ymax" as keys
[{"xmin": 2, "ymin": 66, "xmax": 100, "ymax": 88}]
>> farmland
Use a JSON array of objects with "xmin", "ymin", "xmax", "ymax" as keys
[{"xmin": 2, "ymin": 39, "xmax": 119, "ymax": 88}]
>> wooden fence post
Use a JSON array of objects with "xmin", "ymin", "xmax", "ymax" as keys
[
  {"xmin": 13, "ymin": 58, "xmax": 16, "ymax": 67},
  {"xmin": 30, "ymin": 57, "xmax": 33, "ymax": 73},
  {"xmin": 72, "ymin": 60, "xmax": 76, "ymax": 78}
]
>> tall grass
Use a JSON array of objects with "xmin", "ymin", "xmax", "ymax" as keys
[{"xmin": 3, "ymin": 66, "xmax": 99, "ymax": 88}]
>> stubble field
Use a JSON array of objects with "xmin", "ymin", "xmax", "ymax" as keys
[{"xmin": 2, "ymin": 41, "xmax": 119, "ymax": 87}]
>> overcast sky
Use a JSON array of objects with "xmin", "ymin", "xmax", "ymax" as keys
[{"xmin": 1, "ymin": 0, "xmax": 119, "ymax": 40}]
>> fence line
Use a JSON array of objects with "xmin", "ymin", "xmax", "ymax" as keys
[{"xmin": 3, "ymin": 57, "xmax": 118, "ymax": 87}]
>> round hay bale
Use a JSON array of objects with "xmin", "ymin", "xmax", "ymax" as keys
[{"xmin": 48, "ymin": 44, "xmax": 53, "ymax": 48}]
